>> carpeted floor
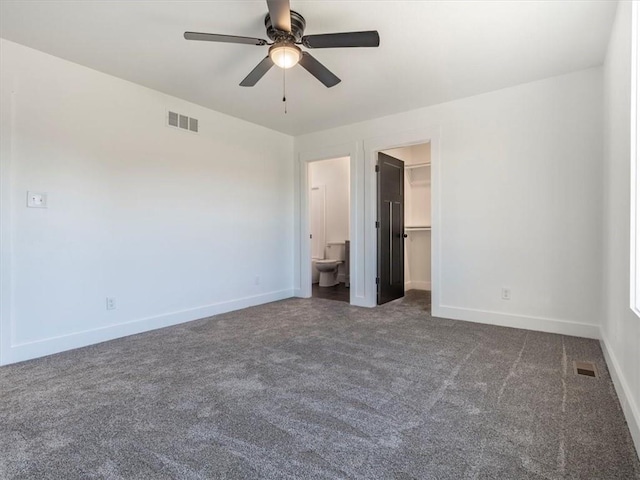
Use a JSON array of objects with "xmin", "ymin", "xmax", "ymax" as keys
[{"xmin": 1, "ymin": 291, "xmax": 638, "ymax": 479}]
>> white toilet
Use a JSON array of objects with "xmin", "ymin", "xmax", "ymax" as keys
[{"xmin": 315, "ymin": 243, "xmax": 345, "ymax": 287}]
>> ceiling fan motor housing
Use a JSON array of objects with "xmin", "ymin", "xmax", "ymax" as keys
[{"xmin": 265, "ymin": 10, "xmax": 306, "ymax": 42}]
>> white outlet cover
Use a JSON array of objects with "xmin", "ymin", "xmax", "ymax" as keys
[
  {"xmin": 27, "ymin": 191, "xmax": 47, "ymax": 208},
  {"xmin": 106, "ymin": 297, "xmax": 116, "ymax": 310}
]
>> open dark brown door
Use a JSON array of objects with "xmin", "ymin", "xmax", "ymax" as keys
[{"xmin": 377, "ymin": 152, "xmax": 405, "ymax": 304}]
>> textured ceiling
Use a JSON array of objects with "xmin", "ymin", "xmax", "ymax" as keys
[{"xmin": 0, "ymin": 0, "xmax": 618, "ymax": 135}]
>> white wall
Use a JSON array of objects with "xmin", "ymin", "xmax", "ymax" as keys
[
  {"xmin": 295, "ymin": 67, "xmax": 603, "ymax": 338},
  {"xmin": 602, "ymin": 1, "xmax": 640, "ymax": 454},
  {"xmin": 308, "ymin": 157, "xmax": 350, "ymax": 245},
  {"xmin": 0, "ymin": 39, "xmax": 294, "ymax": 365}
]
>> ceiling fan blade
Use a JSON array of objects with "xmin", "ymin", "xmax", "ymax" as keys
[
  {"xmin": 266, "ymin": 0, "xmax": 291, "ymax": 32},
  {"xmin": 184, "ymin": 32, "xmax": 268, "ymax": 46},
  {"xmin": 240, "ymin": 56, "xmax": 275, "ymax": 87},
  {"xmin": 298, "ymin": 52, "xmax": 341, "ymax": 88},
  {"xmin": 302, "ymin": 31, "xmax": 380, "ymax": 49}
]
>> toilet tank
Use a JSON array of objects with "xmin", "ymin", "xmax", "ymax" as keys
[{"xmin": 325, "ymin": 243, "xmax": 345, "ymax": 261}]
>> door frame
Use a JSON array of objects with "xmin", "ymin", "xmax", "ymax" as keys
[
  {"xmin": 364, "ymin": 127, "xmax": 441, "ymax": 313},
  {"xmin": 296, "ymin": 143, "xmax": 357, "ymax": 303}
]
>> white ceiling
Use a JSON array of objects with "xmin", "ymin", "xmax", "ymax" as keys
[{"xmin": 0, "ymin": 0, "xmax": 617, "ymax": 136}]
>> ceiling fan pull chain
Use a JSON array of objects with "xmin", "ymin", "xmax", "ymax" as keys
[{"xmin": 282, "ymin": 63, "xmax": 287, "ymax": 114}]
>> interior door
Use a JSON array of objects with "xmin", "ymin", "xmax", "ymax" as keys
[{"xmin": 377, "ymin": 152, "xmax": 405, "ymax": 304}]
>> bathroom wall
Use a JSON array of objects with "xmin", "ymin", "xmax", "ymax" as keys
[
  {"xmin": 383, "ymin": 144, "xmax": 432, "ymax": 291},
  {"xmin": 309, "ymin": 157, "xmax": 350, "ymax": 246}
]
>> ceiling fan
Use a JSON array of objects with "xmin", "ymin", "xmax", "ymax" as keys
[{"xmin": 184, "ymin": 0, "xmax": 380, "ymax": 88}]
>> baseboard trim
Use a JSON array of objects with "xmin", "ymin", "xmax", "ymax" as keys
[
  {"xmin": 406, "ymin": 280, "xmax": 431, "ymax": 291},
  {"xmin": 434, "ymin": 304, "xmax": 600, "ymax": 339},
  {"xmin": 350, "ymin": 296, "xmax": 371, "ymax": 308},
  {"xmin": 3, "ymin": 289, "xmax": 294, "ymax": 365},
  {"xmin": 294, "ymin": 288, "xmax": 310, "ymax": 299},
  {"xmin": 600, "ymin": 335, "xmax": 640, "ymax": 456}
]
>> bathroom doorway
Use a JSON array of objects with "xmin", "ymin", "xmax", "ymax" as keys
[{"xmin": 309, "ymin": 157, "xmax": 351, "ymax": 303}]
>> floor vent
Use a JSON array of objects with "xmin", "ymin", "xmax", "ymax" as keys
[
  {"xmin": 167, "ymin": 110, "xmax": 198, "ymax": 133},
  {"xmin": 574, "ymin": 361, "xmax": 598, "ymax": 378}
]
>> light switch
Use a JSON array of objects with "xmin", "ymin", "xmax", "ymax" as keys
[{"xmin": 27, "ymin": 191, "xmax": 47, "ymax": 208}]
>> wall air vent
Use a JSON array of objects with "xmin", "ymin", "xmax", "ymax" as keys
[
  {"xmin": 167, "ymin": 110, "xmax": 198, "ymax": 133},
  {"xmin": 168, "ymin": 111, "xmax": 179, "ymax": 127}
]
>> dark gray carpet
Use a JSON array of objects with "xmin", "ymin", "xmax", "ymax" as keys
[{"xmin": 1, "ymin": 291, "xmax": 638, "ymax": 479}]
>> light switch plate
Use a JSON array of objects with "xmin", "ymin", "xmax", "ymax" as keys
[{"xmin": 27, "ymin": 191, "xmax": 47, "ymax": 208}]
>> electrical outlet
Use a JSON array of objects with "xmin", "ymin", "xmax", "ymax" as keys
[
  {"xmin": 106, "ymin": 297, "xmax": 116, "ymax": 310},
  {"xmin": 501, "ymin": 288, "xmax": 511, "ymax": 300},
  {"xmin": 27, "ymin": 191, "xmax": 47, "ymax": 208}
]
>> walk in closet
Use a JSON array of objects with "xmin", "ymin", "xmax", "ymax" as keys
[
  {"xmin": 404, "ymin": 142, "xmax": 431, "ymax": 291},
  {"xmin": 383, "ymin": 143, "xmax": 431, "ymax": 292}
]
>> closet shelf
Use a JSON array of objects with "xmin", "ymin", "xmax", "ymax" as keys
[
  {"xmin": 406, "ymin": 162, "xmax": 431, "ymax": 186},
  {"xmin": 405, "ymin": 162, "xmax": 431, "ymax": 170}
]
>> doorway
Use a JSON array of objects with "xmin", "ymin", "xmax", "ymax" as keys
[
  {"xmin": 378, "ymin": 143, "xmax": 432, "ymax": 306},
  {"xmin": 297, "ymin": 128, "xmax": 439, "ymax": 310},
  {"xmin": 309, "ymin": 157, "xmax": 351, "ymax": 303}
]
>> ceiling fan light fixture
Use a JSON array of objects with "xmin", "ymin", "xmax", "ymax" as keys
[{"xmin": 269, "ymin": 43, "xmax": 301, "ymax": 69}]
